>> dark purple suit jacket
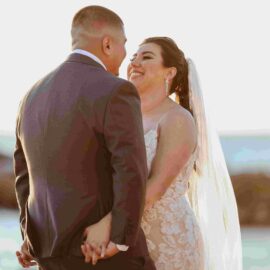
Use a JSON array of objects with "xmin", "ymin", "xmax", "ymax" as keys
[{"xmin": 14, "ymin": 53, "xmax": 154, "ymax": 267}]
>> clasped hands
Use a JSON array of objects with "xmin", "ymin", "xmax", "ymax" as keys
[
  {"xmin": 16, "ymin": 212, "xmax": 116, "ymax": 268},
  {"xmin": 81, "ymin": 212, "xmax": 119, "ymax": 265}
]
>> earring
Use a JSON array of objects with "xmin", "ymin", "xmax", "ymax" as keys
[{"xmin": 165, "ymin": 79, "xmax": 169, "ymax": 96}]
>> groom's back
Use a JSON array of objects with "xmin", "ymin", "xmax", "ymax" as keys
[{"xmin": 17, "ymin": 54, "xmax": 126, "ymax": 257}]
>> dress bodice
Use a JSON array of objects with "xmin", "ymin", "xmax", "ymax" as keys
[
  {"xmin": 144, "ymin": 126, "xmax": 197, "ymax": 196},
  {"xmin": 142, "ymin": 126, "xmax": 204, "ymax": 270}
]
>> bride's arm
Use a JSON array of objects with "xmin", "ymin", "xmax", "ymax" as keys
[{"xmin": 145, "ymin": 108, "xmax": 197, "ymax": 209}]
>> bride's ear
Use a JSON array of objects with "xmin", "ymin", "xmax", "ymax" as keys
[
  {"xmin": 102, "ymin": 36, "xmax": 112, "ymax": 56},
  {"xmin": 166, "ymin": 67, "xmax": 177, "ymax": 81}
]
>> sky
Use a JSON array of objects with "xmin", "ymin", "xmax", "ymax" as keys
[{"xmin": 0, "ymin": 0, "xmax": 269, "ymax": 135}]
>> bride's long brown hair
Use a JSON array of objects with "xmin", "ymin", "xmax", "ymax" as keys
[{"xmin": 140, "ymin": 37, "xmax": 193, "ymax": 116}]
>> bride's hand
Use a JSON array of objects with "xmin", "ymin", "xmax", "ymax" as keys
[
  {"xmin": 15, "ymin": 239, "xmax": 37, "ymax": 268},
  {"xmin": 82, "ymin": 212, "xmax": 112, "ymax": 264}
]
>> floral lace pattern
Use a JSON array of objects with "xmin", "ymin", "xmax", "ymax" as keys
[{"xmin": 142, "ymin": 128, "xmax": 204, "ymax": 270}]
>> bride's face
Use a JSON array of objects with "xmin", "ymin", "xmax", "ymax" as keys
[{"xmin": 127, "ymin": 43, "xmax": 169, "ymax": 93}]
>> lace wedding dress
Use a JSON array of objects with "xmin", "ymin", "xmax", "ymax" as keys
[{"xmin": 141, "ymin": 125, "xmax": 204, "ymax": 270}]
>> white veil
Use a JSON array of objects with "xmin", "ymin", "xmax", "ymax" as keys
[{"xmin": 186, "ymin": 59, "xmax": 243, "ymax": 270}]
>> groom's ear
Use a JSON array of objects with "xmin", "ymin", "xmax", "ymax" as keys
[{"xmin": 102, "ymin": 36, "xmax": 112, "ymax": 56}]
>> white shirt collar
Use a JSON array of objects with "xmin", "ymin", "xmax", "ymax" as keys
[{"xmin": 72, "ymin": 49, "xmax": 107, "ymax": 70}]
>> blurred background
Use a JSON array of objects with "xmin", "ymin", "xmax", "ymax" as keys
[{"xmin": 0, "ymin": 1, "xmax": 269, "ymax": 269}]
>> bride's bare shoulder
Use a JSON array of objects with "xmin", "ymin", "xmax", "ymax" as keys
[
  {"xmin": 160, "ymin": 101, "xmax": 196, "ymax": 131},
  {"xmin": 158, "ymin": 101, "xmax": 197, "ymax": 149}
]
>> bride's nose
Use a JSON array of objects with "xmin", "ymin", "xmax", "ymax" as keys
[{"xmin": 130, "ymin": 57, "xmax": 141, "ymax": 67}]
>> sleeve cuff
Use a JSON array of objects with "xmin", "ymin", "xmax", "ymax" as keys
[{"xmin": 115, "ymin": 244, "xmax": 129, "ymax": 251}]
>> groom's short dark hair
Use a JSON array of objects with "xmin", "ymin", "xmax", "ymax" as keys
[{"xmin": 72, "ymin": 5, "xmax": 123, "ymax": 32}]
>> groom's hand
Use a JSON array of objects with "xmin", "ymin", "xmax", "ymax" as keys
[
  {"xmin": 81, "ymin": 212, "xmax": 120, "ymax": 265},
  {"xmin": 81, "ymin": 243, "xmax": 100, "ymax": 265},
  {"xmin": 81, "ymin": 241, "xmax": 120, "ymax": 265},
  {"xmin": 82, "ymin": 212, "xmax": 112, "ymax": 264},
  {"xmin": 103, "ymin": 241, "xmax": 120, "ymax": 258}
]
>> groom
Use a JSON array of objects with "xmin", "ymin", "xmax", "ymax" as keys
[{"xmin": 14, "ymin": 5, "xmax": 155, "ymax": 270}]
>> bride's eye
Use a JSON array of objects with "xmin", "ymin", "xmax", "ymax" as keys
[
  {"xmin": 143, "ymin": 56, "xmax": 153, "ymax": 60},
  {"xmin": 129, "ymin": 57, "xmax": 136, "ymax": 62}
]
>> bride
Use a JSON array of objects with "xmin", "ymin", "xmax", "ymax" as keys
[{"xmin": 83, "ymin": 37, "xmax": 242, "ymax": 270}]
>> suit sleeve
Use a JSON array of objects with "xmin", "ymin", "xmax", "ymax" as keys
[
  {"xmin": 13, "ymin": 104, "xmax": 29, "ymax": 240},
  {"xmin": 104, "ymin": 81, "xmax": 148, "ymax": 246}
]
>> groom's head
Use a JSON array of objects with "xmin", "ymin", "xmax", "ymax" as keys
[{"xmin": 71, "ymin": 6, "xmax": 127, "ymax": 75}]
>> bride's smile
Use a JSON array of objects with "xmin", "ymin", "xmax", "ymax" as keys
[{"xmin": 128, "ymin": 69, "xmax": 145, "ymax": 80}]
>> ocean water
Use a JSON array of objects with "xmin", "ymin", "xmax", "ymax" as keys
[
  {"xmin": 0, "ymin": 209, "xmax": 269, "ymax": 270},
  {"xmin": 241, "ymin": 227, "xmax": 270, "ymax": 270}
]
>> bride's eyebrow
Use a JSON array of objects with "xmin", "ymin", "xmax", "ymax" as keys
[
  {"xmin": 142, "ymin": 51, "xmax": 155, "ymax": 56},
  {"xmin": 131, "ymin": 51, "xmax": 155, "ymax": 58}
]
